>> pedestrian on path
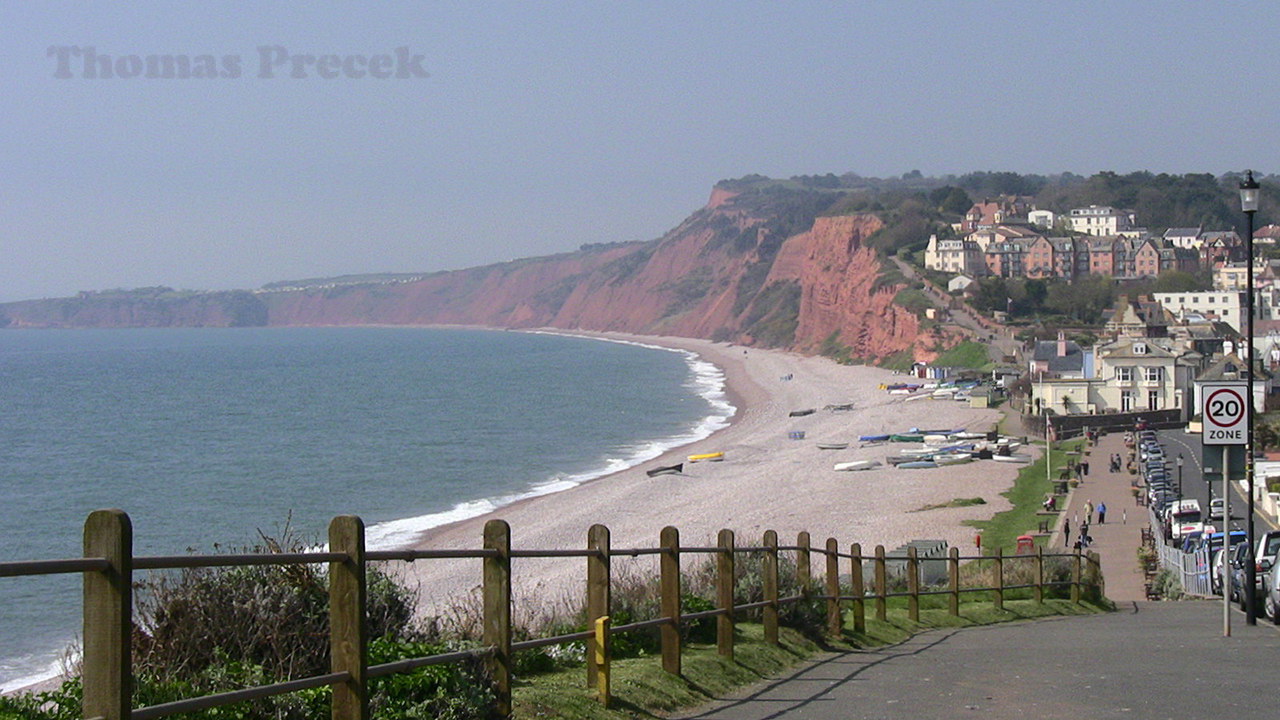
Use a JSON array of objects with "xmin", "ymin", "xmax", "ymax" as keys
[
  {"xmin": 1082, "ymin": 460, "xmax": 1090, "ymax": 476},
  {"xmin": 1084, "ymin": 500, "xmax": 1094, "ymax": 524},
  {"xmin": 1098, "ymin": 502, "xmax": 1107, "ymax": 524},
  {"xmin": 1063, "ymin": 518, "xmax": 1071, "ymax": 547}
]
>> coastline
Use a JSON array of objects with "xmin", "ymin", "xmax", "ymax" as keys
[{"xmin": 397, "ymin": 330, "xmax": 1023, "ymax": 612}]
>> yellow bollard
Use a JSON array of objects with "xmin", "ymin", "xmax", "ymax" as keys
[{"xmin": 595, "ymin": 615, "xmax": 611, "ymax": 707}]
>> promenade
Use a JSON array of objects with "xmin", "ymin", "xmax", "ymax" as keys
[{"xmin": 1051, "ymin": 430, "xmax": 1148, "ymax": 602}]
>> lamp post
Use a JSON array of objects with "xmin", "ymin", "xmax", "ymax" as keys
[
  {"xmin": 1176, "ymin": 453, "xmax": 1183, "ymax": 508},
  {"xmin": 1240, "ymin": 169, "xmax": 1260, "ymax": 625}
]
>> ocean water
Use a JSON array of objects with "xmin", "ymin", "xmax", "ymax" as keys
[{"xmin": 0, "ymin": 327, "xmax": 731, "ymax": 690}]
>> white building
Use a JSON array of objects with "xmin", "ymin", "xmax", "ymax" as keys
[
  {"xmin": 1067, "ymin": 205, "xmax": 1136, "ymax": 236},
  {"xmin": 1153, "ymin": 291, "xmax": 1247, "ymax": 333},
  {"xmin": 1028, "ymin": 209, "xmax": 1055, "ymax": 229}
]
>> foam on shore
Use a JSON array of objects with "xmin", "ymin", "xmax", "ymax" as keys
[{"xmin": 365, "ymin": 336, "xmax": 735, "ymax": 550}]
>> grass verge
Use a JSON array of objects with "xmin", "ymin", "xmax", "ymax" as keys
[
  {"xmin": 513, "ymin": 598, "xmax": 1108, "ymax": 719},
  {"xmin": 967, "ymin": 436, "xmax": 1085, "ymax": 552}
]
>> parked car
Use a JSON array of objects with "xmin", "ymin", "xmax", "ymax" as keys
[
  {"xmin": 1232, "ymin": 530, "xmax": 1280, "ymax": 610},
  {"xmin": 1266, "ymin": 554, "xmax": 1280, "ymax": 623}
]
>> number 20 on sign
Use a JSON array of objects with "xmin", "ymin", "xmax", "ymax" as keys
[{"xmin": 1201, "ymin": 382, "xmax": 1248, "ymax": 446}]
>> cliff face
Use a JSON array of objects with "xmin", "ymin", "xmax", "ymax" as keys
[{"xmin": 0, "ymin": 186, "xmax": 933, "ymax": 361}]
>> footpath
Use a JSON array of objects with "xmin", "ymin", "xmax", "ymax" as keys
[
  {"xmin": 1050, "ymin": 430, "xmax": 1148, "ymax": 602},
  {"xmin": 673, "ymin": 601, "xmax": 1280, "ymax": 720}
]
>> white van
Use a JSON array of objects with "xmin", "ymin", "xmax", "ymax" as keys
[{"xmin": 1168, "ymin": 499, "xmax": 1204, "ymax": 542}]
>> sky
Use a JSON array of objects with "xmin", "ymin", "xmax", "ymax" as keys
[{"xmin": 3, "ymin": 1, "xmax": 1280, "ymax": 302}]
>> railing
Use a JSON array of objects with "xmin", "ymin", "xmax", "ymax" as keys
[
  {"xmin": 0, "ymin": 510, "xmax": 1104, "ymax": 719},
  {"xmin": 1148, "ymin": 505, "xmax": 1214, "ymax": 597}
]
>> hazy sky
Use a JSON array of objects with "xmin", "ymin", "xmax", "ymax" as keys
[{"xmin": 3, "ymin": 1, "xmax": 1279, "ymax": 301}]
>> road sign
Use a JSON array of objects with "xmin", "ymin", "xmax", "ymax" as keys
[{"xmin": 1202, "ymin": 382, "xmax": 1248, "ymax": 446}]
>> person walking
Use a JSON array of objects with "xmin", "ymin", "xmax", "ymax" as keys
[
  {"xmin": 1084, "ymin": 500, "xmax": 1093, "ymax": 524},
  {"xmin": 1098, "ymin": 501, "xmax": 1107, "ymax": 524},
  {"xmin": 1063, "ymin": 518, "xmax": 1071, "ymax": 547}
]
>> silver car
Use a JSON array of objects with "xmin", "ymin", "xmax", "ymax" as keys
[{"xmin": 1267, "ymin": 556, "xmax": 1280, "ymax": 623}]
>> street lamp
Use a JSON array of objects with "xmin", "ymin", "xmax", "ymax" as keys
[
  {"xmin": 1177, "ymin": 453, "xmax": 1184, "ymax": 508},
  {"xmin": 1240, "ymin": 169, "xmax": 1259, "ymax": 624}
]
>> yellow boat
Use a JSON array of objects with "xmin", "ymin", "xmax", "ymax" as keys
[{"xmin": 687, "ymin": 451, "xmax": 725, "ymax": 462}]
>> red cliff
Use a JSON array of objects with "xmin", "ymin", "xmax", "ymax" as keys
[{"xmin": 1, "ymin": 186, "xmax": 937, "ymax": 363}]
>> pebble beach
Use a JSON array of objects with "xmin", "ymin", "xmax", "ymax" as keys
[{"xmin": 398, "ymin": 332, "xmax": 1032, "ymax": 613}]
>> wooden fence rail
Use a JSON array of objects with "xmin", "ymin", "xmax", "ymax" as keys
[{"xmin": 0, "ymin": 510, "xmax": 1103, "ymax": 720}]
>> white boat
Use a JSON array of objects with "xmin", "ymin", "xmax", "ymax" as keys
[
  {"xmin": 933, "ymin": 452, "xmax": 973, "ymax": 465},
  {"xmin": 922, "ymin": 434, "xmax": 950, "ymax": 446},
  {"xmin": 816, "ymin": 442, "xmax": 849, "ymax": 450},
  {"xmin": 992, "ymin": 454, "xmax": 1032, "ymax": 463},
  {"xmin": 951, "ymin": 431, "xmax": 986, "ymax": 440},
  {"xmin": 898, "ymin": 461, "xmax": 938, "ymax": 469},
  {"xmin": 834, "ymin": 460, "xmax": 880, "ymax": 472}
]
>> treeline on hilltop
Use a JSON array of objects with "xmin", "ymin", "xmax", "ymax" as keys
[{"xmin": 717, "ymin": 169, "xmax": 1279, "ymax": 256}]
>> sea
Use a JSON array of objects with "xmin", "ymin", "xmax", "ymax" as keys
[{"xmin": 0, "ymin": 326, "xmax": 732, "ymax": 690}]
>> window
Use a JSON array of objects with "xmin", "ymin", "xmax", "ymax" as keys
[
  {"xmin": 1133, "ymin": 343, "xmax": 1147, "ymax": 355},
  {"xmin": 1143, "ymin": 366, "xmax": 1162, "ymax": 383},
  {"xmin": 1148, "ymin": 390, "xmax": 1160, "ymax": 410},
  {"xmin": 1121, "ymin": 390, "xmax": 1135, "ymax": 412},
  {"xmin": 1116, "ymin": 366, "xmax": 1133, "ymax": 382}
]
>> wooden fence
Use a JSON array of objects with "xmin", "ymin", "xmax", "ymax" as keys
[{"xmin": 0, "ymin": 509, "xmax": 1103, "ymax": 719}]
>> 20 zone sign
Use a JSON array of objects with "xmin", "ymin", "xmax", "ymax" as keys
[{"xmin": 1202, "ymin": 382, "xmax": 1248, "ymax": 446}]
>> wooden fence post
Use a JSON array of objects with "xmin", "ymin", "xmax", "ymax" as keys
[
  {"xmin": 1071, "ymin": 546, "xmax": 1082, "ymax": 604},
  {"xmin": 586, "ymin": 524, "xmax": 611, "ymax": 689},
  {"xmin": 849, "ymin": 543, "xmax": 865, "ymax": 634},
  {"xmin": 83, "ymin": 509, "xmax": 133, "ymax": 720},
  {"xmin": 907, "ymin": 546, "xmax": 919, "ymax": 622},
  {"xmin": 993, "ymin": 547, "xmax": 1004, "ymax": 611},
  {"xmin": 825, "ymin": 538, "xmax": 841, "ymax": 636},
  {"xmin": 1089, "ymin": 550, "xmax": 1103, "ymax": 601},
  {"xmin": 763, "ymin": 530, "xmax": 779, "ymax": 645},
  {"xmin": 796, "ymin": 531, "xmax": 811, "ymax": 594},
  {"xmin": 1036, "ymin": 547, "xmax": 1045, "ymax": 605},
  {"xmin": 660, "ymin": 526, "xmax": 681, "ymax": 675},
  {"xmin": 717, "ymin": 529, "xmax": 735, "ymax": 659},
  {"xmin": 948, "ymin": 546, "xmax": 960, "ymax": 617},
  {"xmin": 874, "ymin": 545, "xmax": 887, "ymax": 621},
  {"xmin": 330, "ymin": 515, "xmax": 368, "ymax": 720},
  {"xmin": 483, "ymin": 520, "xmax": 512, "ymax": 717}
]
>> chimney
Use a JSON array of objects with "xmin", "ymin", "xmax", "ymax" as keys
[{"xmin": 1057, "ymin": 330, "xmax": 1067, "ymax": 358}]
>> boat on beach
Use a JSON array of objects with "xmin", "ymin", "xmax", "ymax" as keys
[
  {"xmin": 816, "ymin": 442, "xmax": 849, "ymax": 450},
  {"xmin": 834, "ymin": 460, "xmax": 881, "ymax": 471},
  {"xmin": 687, "ymin": 452, "xmax": 724, "ymax": 462},
  {"xmin": 859, "ymin": 434, "xmax": 890, "ymax": 442},
  {"xmin": 898, "ymin": 460, "xmax": 938, "ymax": 469},
  {"xmin": 932, "ymin": 452, "xmax": 973, "ymax": 465},
  {"xmin": 646, "ymin": 463, "xmax": 684, "ymax": 477},
  {"xmin": 991, "ymin": 454, "xmax": 1032, "ymax": 464}
]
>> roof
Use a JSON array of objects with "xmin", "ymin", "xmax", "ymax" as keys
[
  {"xmin": 1164, "ymin": 227, "xmax": 1201, "ymax": 237},
  {"xmin": 1032, "ymin": 340, "xmax": 1085, "ymax": 373}
]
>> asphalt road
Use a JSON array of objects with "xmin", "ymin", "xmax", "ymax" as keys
[
  {"xmin": 1156, "ymin": 429, "xmax": 1279, "ymax": 537},
  {"xmin": 676, "ymin": 602, "xmax": 1280, "ymax": 720}
]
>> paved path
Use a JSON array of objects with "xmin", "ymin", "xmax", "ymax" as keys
[
  {"xmin": 1052, "ymin": 431, "xmax": 1148, "ymax": 602},
  {"xmin": 674, "ymin": 601, "xmax": 1280, "ymax": 720}
]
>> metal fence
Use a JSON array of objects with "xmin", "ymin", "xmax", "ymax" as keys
[{"xmin": 0, "ymin": 509, "xmax": 1104, "ymax": 719}]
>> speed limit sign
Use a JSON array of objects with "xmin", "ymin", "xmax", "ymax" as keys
[{"xmin": 1202, "ymin": 381, "xmax": 1248, "ymax": 446}]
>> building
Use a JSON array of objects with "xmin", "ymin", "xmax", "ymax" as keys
[
  {"xmin": 1030, "ymin": 332, "xmax": 1086, "ymax": 379},
  {"xmin": 1153, "ymin": 291, "xmax": 1247, "ymax": 333},
  {"xmin": 1199, "ymin": 231, "xmax": 1246, "ymax": 267},
  {"xmin": 1067, "ymin": 205, "xmax": 1136, "ymax": 236},
  {"xmin": 1028, "ymin": 209, "xmax": 1055, "ymax": 229},
  {"xmin": 923, "ymin": 234, "xmax": 986, "ymax": 275},
  {"xmin": 1164, "ymin": 227, "xmax": 1202, "ymax": 249},
  {"xmin": 1032, "ymin": 337, "xmax": 1199, "ymax": 418},
  {"xmin": 962, "ymin": 196, "xmax": 1035, "ymax": 232}
]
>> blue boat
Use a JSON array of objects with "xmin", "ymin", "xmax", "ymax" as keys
[{"xmin": 859, "ymin": 434, "xmax": 891, "ymax": 442}]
